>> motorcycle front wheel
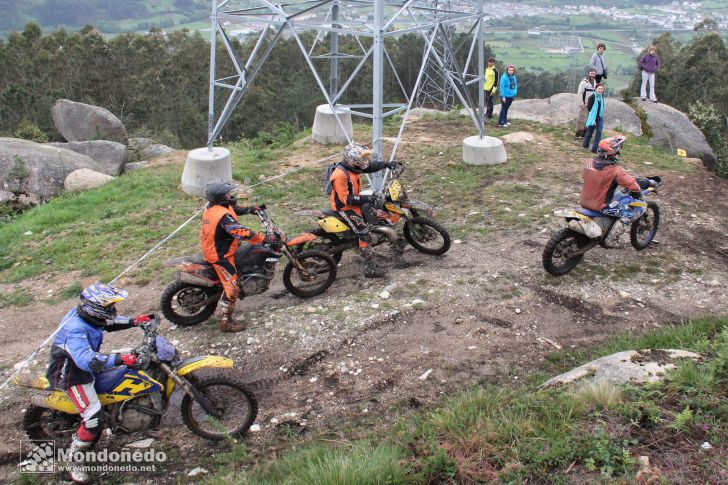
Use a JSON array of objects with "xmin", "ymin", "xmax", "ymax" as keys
[
  {"xmin": 160, "ymin": 281, "xmax": 219, "ymax": 326},
  {"xmin": 403, "ymin": 217, "xmax": 451, "ymax": 255},
  {"xmin": 630, "ymin": 202, "xmax": 660, "ymax": 250},
  {"xmin": 543, "ymin": 228, "xmax": 590, "ymax": 276},
  {"xmin": 181, "ymin": 374, "xmax": 258, "ymax": 440},
  {"xmin": 23, "ymin": 405, "xmax": 81, "ymax": 445},
  {"xmin": 283, "ymin": 249, "xmax": 337, "ymax": 298}
]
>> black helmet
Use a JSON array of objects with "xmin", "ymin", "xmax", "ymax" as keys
[{"xmin": 205, "ymin": 179, "xmax": 238, "ymax": 205}]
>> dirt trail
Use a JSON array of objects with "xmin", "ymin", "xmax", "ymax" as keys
[{"xmin": 1, "ymin": 120, "xmax": 726, "ymax": 482}]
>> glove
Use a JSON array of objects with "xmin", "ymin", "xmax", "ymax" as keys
[
  {"xmin": 251, "ymin": 204, "xmax": 266, "ymax": 214},
  {"xmin": 132, "ymin": 314, "xmax": 153, "ymax": 325},
  {"xmin": 263, "ymin": 233, "xmax": 278, "ymax": 245},
  {"xmin": 386, "ymin": 161, "xmax": 400, "ymax": 170},
  {"xmin": 648, "ymin": 179, "xmax": 659, "ymax": 187},
  {"xmin": 115, "ymin": 353, "xmax": 137, "ymax": 366}
]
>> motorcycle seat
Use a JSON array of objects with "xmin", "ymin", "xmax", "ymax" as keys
[
  {"xmin": 322, "ymin": 209, "xmax": 342, "ymax": 219},
  {"xmin": 576, "ymin": 207, "xmax": 606, "ymax": 218},
  {"xmin": 189, "ymin": 254, "xmax": 207, "ymax": 264}
]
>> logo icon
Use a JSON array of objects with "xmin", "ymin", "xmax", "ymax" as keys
[{"xmin": 19, "ymin": 440, "xmax": 55, "ymax": 473}]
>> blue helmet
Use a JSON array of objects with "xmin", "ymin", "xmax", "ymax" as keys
[{"xmin": 79, "ymin": 283, "xmax": 128, "ymax": 321}]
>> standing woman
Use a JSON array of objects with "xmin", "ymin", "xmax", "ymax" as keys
[
  {"xmin": 583, "ymin": 83, "xmax": 605, "ymax": 153},
  {"xmin": 589, "ymin": 43, "xmax": 608, "ymax": 83},
  {"xmin": 639, "ymin": 45, "xmax": 660, "ymax": 102},
  {"xmin": 498, "ymin": 64, "xmax": 518, "ymax": 127}
]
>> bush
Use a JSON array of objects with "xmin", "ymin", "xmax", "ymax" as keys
[
  {"xmin": 13, "ymin": 119, "xmax": 48, "ymax": 143},
  {"xmin": 687, "ymin": 101, "xmax": 728, "ymax": 178}
]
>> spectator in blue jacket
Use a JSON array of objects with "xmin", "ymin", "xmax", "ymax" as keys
[
  {"xmin": 498, "ymin": 64, "xmax": 518, "ymax": 127},
  {"xmin": 583, "ymin": 83, "xmax": 606, "ymax": 153},
  {"xmin": 46, "ymin": 283, "xmax": 148, "ymax": 483}
]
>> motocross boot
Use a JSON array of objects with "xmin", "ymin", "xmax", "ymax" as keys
[
  {"xmin": 390, "ymin": 237, "xmax": 407, "ymax": 255},
  {"xmin": 360, "ymin": 246, "xmax": 385, "ymax": 278},
  {"xmin": 217, "ymin": 298, "xmax": 247, "ymax": 332},
  {"xmin": 67, "ymin": 434, "xmax": 93, "ymax": 484}
]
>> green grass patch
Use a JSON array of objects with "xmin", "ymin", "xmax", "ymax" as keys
[
  {"xmin": 0, "ymin": 164, "xmax": 202, "ymax": 283},
  {"xmin": 245, "ymin": 442, "xmax": 411, "ymax": 485},
  {"xmin": 0, "ymin": 288, "xmax": 33, "ymax": 308}
]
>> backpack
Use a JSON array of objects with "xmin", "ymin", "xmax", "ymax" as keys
[{"xmin": 323, "ymin": 162, "xmax": 350, "ymax": 195}]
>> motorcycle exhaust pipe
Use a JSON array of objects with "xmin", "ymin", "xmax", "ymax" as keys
[{"xmin": 372, "ymin": 226, "xmax": 400, "ymax": 244}]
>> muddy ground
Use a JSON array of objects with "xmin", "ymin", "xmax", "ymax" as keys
[{"xmin": 0, "ymin": 118, "xmax": 726, "ymax": 483}]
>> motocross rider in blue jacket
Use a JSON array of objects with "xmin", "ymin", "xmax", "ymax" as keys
[{"xmin": 46, "ymin": 283, "xmax": 149, "ymax": 483}]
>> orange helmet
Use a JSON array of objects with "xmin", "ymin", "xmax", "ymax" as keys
[{"xmin": 597, "ymin": 136, "xmax": 626, "ymax": 161}]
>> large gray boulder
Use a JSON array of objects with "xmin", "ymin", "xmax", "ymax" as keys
[
  {"xmin": 542, "ymin": 349, "xmax": 700, "ymax": 387},
  {"xmin": 64, "ymin": 169, "xmax": 114, "ymax": 192},
  {"xmin": 501, "ymin": 93, "xmax": 642, "ymax": 135},
  {"xmin": 140, "ymin": 144, "xmax": 174, "ymax": 160},
  {"xmin": 48, "ymin": 140, "xmax": 128, "ymax": 176},
  {"xmin": 0, "ymin": 137, "xmax": 103, "ymax": 202},
  {"xmin": 51, "ymin": 99, "xmax": 128, "ymax": 144},
  {"xmin": 637, "ymin": 99, "xmax": 717, "ymax": 169},
  {"xmin": 604, "ymin": 98, "xmax": 643, "ymax": 136}
]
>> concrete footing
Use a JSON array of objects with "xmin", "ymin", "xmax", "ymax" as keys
[
  {"xmin": 312, "ymin": 104, "xmax": 353, "ymax": 145},
  {"xmin": 462, "ymin": 136, "xmax": 507, "ymax": 166},
  {"xmin": 181, "ymin": 147, "xmax": 232, "ymax": 198}
]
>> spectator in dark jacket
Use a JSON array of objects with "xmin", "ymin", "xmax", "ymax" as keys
[{"xmin": 639, "ymin": 45, "xmax": 660, "ymax": 103}]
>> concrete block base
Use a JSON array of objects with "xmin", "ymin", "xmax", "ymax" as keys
[
  {"xmin": 182, "ymin": 147, "xmax": 232, "ymax": 198},
  {"xmin": 462, "ymin": 136, "xmax": 507, "ymax": 166},
  {"xmin": 312, "ymin": 104, "xmax": 353, "ymax": 145}
]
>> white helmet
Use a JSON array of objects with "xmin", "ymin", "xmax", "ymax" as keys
[{"xmin": 343, "ymin": 142, "xmax": 372, "ymax": 172}]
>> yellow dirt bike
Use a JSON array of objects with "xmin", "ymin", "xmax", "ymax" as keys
[
  {"xmin": 288, "ymin": 163, "xmax": 451, "ymax": 263},
  {"xmin": 16, "ymin": 316, "xmax": 256, "ymax": 442}
]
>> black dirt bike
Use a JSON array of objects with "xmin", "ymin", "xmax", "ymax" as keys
[{"xmin": 160, "ymin": 206, "xmax": 337, "ymax": 326}]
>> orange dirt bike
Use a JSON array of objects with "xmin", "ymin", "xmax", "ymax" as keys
[
  {"xmin": 160, "ymin": 206, "xmax": 337, "ymax": 326},
  {"xmin": 17, "ymin": 316, "xmax": 257, "ymax": 442},
  {"xmin": 288, "ymin": 163, "xmax": 451, "ymax": 263}
]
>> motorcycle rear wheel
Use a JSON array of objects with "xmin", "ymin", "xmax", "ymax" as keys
[
  {"xmin": 283, "ymin": 250, "xmax": 337, "ymax": 298},
  {"xmin": 543, "ymin": 228, "xmax": 589, "ymax": 276},
  {"xmin": 160, "ymin": 281, "xmax": 219, "ymax": 326},
  {"xmin": 23, "ymin": 405, "xmax": 81, "ymax": 445},
  {"xmin": 181, "ymin": 374, "xmax": 258, "ymax": 440},
  {"xmin": 403, "ymin": 217, "xmax": 451, "ymax": 255},
  {"xmin": 630, "ymin": 202, "xmax": 660, "ymax": 250}
]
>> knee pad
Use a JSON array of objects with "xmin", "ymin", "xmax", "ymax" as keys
[{"xmin": 77, "ymin": 408, "xmax": 104, "ymax": 442}]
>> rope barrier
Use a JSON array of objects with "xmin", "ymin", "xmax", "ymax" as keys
[{"xmin": 0, "ymin": 148, "xmax": 342, "ymax": 390}]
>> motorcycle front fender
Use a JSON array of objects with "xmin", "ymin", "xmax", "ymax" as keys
[
  {"xmin": 287, "ymin": 232, "xmax": 319, "ymax": 248},
  {"xmin": 407, "ymin": 198, "xmax": 436, "ymax": 218},
  {"xmin": 166, "ymin": 356, "xmax": 234, "ymax": 398}
]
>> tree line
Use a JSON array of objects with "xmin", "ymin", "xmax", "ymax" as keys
[{"xmin": 0, "ymin": 23, "xmax": 580, "ymax": 148}]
